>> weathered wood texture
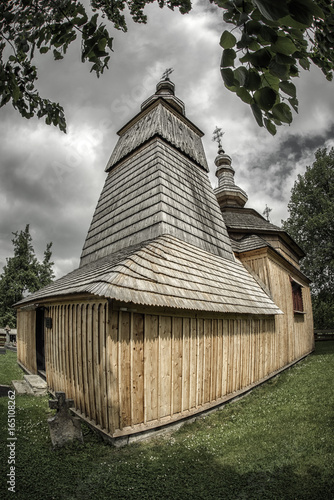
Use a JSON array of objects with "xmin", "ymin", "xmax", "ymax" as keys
[
  {"xmin": 15, "ymin": 235, "xmax": 281, "ymax": 315},
  {"xmin": 80, "ymin": 138, "xmax": 234, "ymax": 266},
  {"xmin": 106, "ymin": 100, "xmax": 208, "ymax": 172},
  {"xmin": 238, "ymin": 250, "xmax": 314, "ymax": 364},
  {"xmin": 17, "ymin": 309, "xmax": 37, "ymax": 373},
  {"xmin": 37, "ymin": 299, "xmax": 312, "ymax": 439}
]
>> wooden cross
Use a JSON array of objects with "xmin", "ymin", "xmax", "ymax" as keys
[
  {"xmin": 162, "ymin": 68, "xmax": 174, "ymax": 80},
  {"xmin": 212, "ymin": 126, "xmax": 225, "ymax": 151},
  {"xmin": 49, "ymin": 392, "xmax": 74, "ymax": 413}
]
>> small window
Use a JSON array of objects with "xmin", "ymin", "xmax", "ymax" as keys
[{"xmin": 290, "ymin": 278, "xmax": 304, "ymax": 313}]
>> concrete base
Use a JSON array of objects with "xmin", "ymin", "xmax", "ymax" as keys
[
  {"xmin": 24, "ymin": 375, "xmax": 47, "ymax": 396},
  {"xmin": 12, "ymin": 375, "xmax": 47, "ymax": 396}
]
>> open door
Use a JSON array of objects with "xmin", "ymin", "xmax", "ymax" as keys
[{"xmin": 36, "ymin": 307, "xmax": 45, "ymax": 373}]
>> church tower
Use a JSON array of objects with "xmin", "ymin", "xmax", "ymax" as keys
[{"xmin": 80, "ymin": 75, "xmax": 234, "ymax": 267}]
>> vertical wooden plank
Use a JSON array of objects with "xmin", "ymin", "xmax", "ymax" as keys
[
  {"xmin": 82, "ymin": 304, "xmax": 90, "ymax": 417},
  {"xmin": 227, "ymin": 319, "xmax": 233, "ymax": 395},
  {"xmin": 93, "ymin": 303, "xmax": 101, "ymax": 426},
  {"xmin": 159, "ymin": 315, "xmax": 172, "ymax": 418},
  {"xmin": 132, "ymin": 313, "xmax": 144, "ymax": 425},
  {"xmin": 144, "ymin": 315, "xmax": 159, "ymax": 422},
  {"xmin": 212, "ymin": 319, "xmax": 218, "ymax": 401},
  {"xmin": 64, "ymin": 305, "xmax": 70, "ymax": 398},
  {"xmin": 99, "ymin": 303, "xmax": 107, "ymax": 430},
  {"xmin": 182, "ymin": 317, "xmax": 190, "ymax": 412},
  {"xmin": 72, "ymin": 305, "xmax": 79, "ymax": 410},
  {"xmin": 54, "ymin": 306, "xmax": 60, "ymax": 392},
  {"xmin": 216, "ymin": 319, "xmax": 223, "ymax": 399},
  {"xmin": 197, "ymin": 318, "xmax": 204, "ymax": 407},
  {"xmin": 60, "ymin": 305, "xmax": 66, "ymax": 391},
  {"xmin": 189, "ymin": 317, "xmax": 197, "ymax": 409},
  {"xmin": 107, "ymin": 308, "xmax": 120, "ymax": 434},
  {"xmin": 67, "ymin": 305, "xmax": 73, "ymax": 400},
  {"xmin": 76, "ymin": 305, "xmax": 84, "ymax": 414},
  {"xmin": 120, "ymin": 311, "xmax": 131, "ymax": 428},
  {"xmin": 87, "ymin": 304, "xmax": 95, "ymax": 422},
  {"xmin": 172, "ymin": 317, "xmax": 183, "ymax": 415},
  {"xmin": 222, "ymin": 319, "xmax": 228, "ymax": 397},
  {"xmin": 203, "ymin": 319, "xmax": 212, "ymax": 404}
]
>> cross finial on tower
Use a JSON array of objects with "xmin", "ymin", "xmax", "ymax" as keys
[
  {"xmin": 212, "ymin": 126, "xmax": 225, "ymax": 153},
  {"xmin": 162, "ymin": 68, "xmax": 174, "ymax": 80},
  {"xmin": 263, "ymin": 204, "xmax": 272, "ymax": 222}
]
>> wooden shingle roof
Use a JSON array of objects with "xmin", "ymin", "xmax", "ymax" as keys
[
  {"xmin": 80, "ymin": 138, "xmax": 234, "ymax": 266},
  {"xmin": 222, "ymin": 208, "xmax": 282, "ymax": 232},
  {"xmin": 16, "ymin": 235, "xmax": 282, "ymax": 315}
]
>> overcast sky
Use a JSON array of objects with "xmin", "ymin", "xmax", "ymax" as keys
[{"xmin": 1, "ymin": 1, "xmax": 334, "ymax": 279}]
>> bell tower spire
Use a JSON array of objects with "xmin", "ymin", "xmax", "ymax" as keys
[{"xmin": 213, "ymin": 128, "xmax": 248, "ymax": 209}]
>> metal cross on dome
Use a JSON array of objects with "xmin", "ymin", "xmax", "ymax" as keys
[
  {"xmin": 162, "ymin": 67, "xmax": 174, "ymax": 80},
  {"xmin": 212, "ymin": 126, "xmax": 225, "ymax": 151}
]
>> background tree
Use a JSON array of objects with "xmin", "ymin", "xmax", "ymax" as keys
[
  {"xmin": 0, "ymin": 0, "xmax": 333, "ymax": 134},
  {"xmin": 0, "ymin": 225, "xmax": 55, "ymax": 328},
  {"xmin": 282, "ymin": 147, "xmax": 334, "ymax": 328}
]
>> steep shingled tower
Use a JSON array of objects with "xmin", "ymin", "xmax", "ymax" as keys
[{"xmin": 80, "ymin": 77, "xmax": 235, "ymax": 267}]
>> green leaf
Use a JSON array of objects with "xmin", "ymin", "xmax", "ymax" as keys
[
  {"xmin": 251, "ymin": 102, "xmax": 264, "ymax": 126},
  {"xmin": 254, "ymin": 87, "xmax": 277, "ymax": 111},
  {"xmin": 244, "ymin": 70, "xmax": 261, "ymax": 90},
  {"xmin": 273, "ymin": 36, "xmax": 297, "ymax": 55},
  {"xmin": 245, "ymin": 20, "xmax": 262, "ymax": 35},
  {"xmin": 299, "ymin": 58, "xmax": 310, "ymax": 70},
  {"xmin": 39, "ymin": 47, "xmax": 49, "ymax": 54},
  {"xmin": 236, "ymin": 86, "xmax": 252, "ymax": 104},
  {"xmin": 264, "ymin": 118, "xmax": 277, "ymax": 135},
  {"xmin": 221, "ymin": 68, "xmax": 235, "ymax": 87},
  {"xmin": 13, "ymin": 85, "xmax": 21, "ymax": 103},
  {"xmin": 222, "ymin": 48, "xmax": 236, "ymax": 67},
  {"xmin": 234, "ymin": 66, "xmax": 248, "ymax": 86},
  {"xmin": 289, "ymin": 0, "xmax": 324, "ymax": 26},
  {"xmin": 252, "ymin": 0, "xmax": 289, "ymax": 21},
  {"xmin": 220, "ymin": 30, "xmax": 237, "ymax": 49},
  {"xmin": 288, "ymin": 97, "xmax": 299, "ymax": 112},
  {"xmin": 249, "ymin": 48, "xmax": 272, "ymax": 68},
  {"xmin": 259, "ymin": 25, "xmax": 278, "ymax": 43},
  {"xmin": 272, "ymin": 102, "xmax": 293, "ymax": 123},
  {"xmin": 262, "ymin": 72, "xmax": 280, "ymax": 91},
  {"xmin": 279, "ymin": 80, "xmax": 296, "ymax": 97},
  {"xmin": 269, "ymin": 60, "xmax": 289, "ymax": 79},
  {"xmin": 275, "ymin": 53, "xmax": 296, "ymax": 65}
]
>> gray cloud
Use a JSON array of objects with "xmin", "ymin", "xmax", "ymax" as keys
[{"xmin": 0, "ymin": 1, "xmax": 333, "ymax": 278}]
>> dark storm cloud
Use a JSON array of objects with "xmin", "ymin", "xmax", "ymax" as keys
[{"xmin": 0, "ymin": 0, "xmax": 333, "ymax": 278}]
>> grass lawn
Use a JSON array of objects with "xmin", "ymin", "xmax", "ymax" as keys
[{"xmin": 0, "ymin": 344, "xmax": 333, "ymax": 500}]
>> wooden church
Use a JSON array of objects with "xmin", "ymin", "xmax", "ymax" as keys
[{"xmin": 15, "ymin": 75, "xmax": 314, "ymax": 445}]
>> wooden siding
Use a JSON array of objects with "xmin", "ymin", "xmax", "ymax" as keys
[
  {"xmin": 80, "ymin": 138, "xmax": 234, "ymax": 266},
  {"xmin": 24, "ymin": 299, "xmax": 312, "ymax": 439},
  {"xmin": 239, "ymin": 250, "xmax": 314, "ymax": 365},
  {"xmin": 17, "ymin": 309, "xmax": 37, "ymax": 374}
]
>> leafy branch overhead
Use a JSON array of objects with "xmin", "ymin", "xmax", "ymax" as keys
[
  {"xmin": 0, "ymin": 0, "xmax": 333, "ymax": 133},
  {"xmin": 216, "ymin": 0, "xmax": 334, "ymax": 134}
]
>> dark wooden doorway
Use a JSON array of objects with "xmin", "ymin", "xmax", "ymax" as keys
[{"xmin": 36, "ymin": 307, "xmax": 45, "ymax": 372}]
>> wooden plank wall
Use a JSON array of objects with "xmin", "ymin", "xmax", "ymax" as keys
[
  {"xmin": 107, "ymin": 311, "xmax": 293, "ymax": 437},
  {"xmin": 35, "ymin": 292, "xmax": 313, "ymax": 439},
  {"xmin": 239, "ymin": 252, "xmax": 314, "ymax": 366},
  {"xmin": 17, "ymin": 309, "xmax": 37, "ymax": 373},
  {"xmin": 45, "ymin": 300, "xmax": 109, "ymax": 431}
]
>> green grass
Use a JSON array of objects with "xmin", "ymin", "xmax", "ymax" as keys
[
  {"xmin": 0, "ymin": 350, "xmax": 24, "ymax": 385},
  {"xmin": 1, "ymin": 343, "xmax": 334, "ymax": 500}
]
